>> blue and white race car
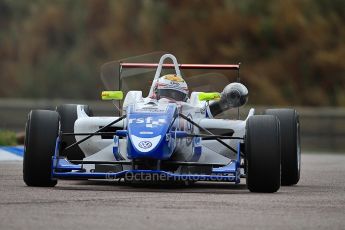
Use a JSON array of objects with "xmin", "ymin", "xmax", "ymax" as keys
[{"xmin": 23, "ymin": 53, "xmax": 301, "ymax": 193}]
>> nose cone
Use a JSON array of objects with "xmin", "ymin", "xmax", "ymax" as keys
[{"xmin": 126, "ymin": 103, "xmax": 177, "ymax": 159}]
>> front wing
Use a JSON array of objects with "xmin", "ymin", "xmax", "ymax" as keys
[{"xmin": 51, "ymin": 142, "xmax": 243, "ymax": 183}]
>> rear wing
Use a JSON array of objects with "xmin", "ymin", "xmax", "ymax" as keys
[{"xmin": 120, "ymin": 63, "xmax": 240, "ymax": 70}]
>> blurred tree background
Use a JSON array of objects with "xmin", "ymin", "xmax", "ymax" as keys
[{"xmin": 0, "ymin": 0, "xmax": 344, "ymax": 106}]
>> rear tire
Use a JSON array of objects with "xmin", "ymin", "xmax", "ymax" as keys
[
  {"xmin": 23, "ymin": 110, "xmax": 59, "ymax": 187},
  {"xmin": 245, "ymin": 115, "xmax": 281, "ymax": 193},
  {"xmin": 265, "ymin": 109, "xmax": 301, "ymax": 185},
  {"xmin": 56, "ymin": 104, "xmax": 93, "ymax": 160}
]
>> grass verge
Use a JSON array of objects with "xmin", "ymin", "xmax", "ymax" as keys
[{"xmin": 0, "ymin": 130, "xmax": 18, "ymax": 146}]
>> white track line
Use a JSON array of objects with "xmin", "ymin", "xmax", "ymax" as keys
[{"xmin": 0, "ymin": 148, "xmax": 23, "ymax": 161}]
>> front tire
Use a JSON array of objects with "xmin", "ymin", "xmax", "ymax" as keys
[
  {"xmin": 265, "ymin": 109, "xmax": 301, "ymax": 185},
  {"xmin": 245, "ymin": 115, "xmax": 281, "ymax": 193},
  {"xmin": 23, "ymin": 110, "xmax": 59, "ymax": 187}
]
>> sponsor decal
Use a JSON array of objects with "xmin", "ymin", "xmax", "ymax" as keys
[
  {"xmin": 139, "ymin": 131, "xmax": 154, "ymax": 135},
  {"xmin": 186, "ymin": 113, "xmax": 193, "ymax": 145},
  {"xmin": 128, "ymin": 117, "xmax": 166, "ymax": 128},
  {"xmin": 134, "ymin": 103, "xmax": 168, "ymax": 113},
  {"xmin": 135, "ymin": 107, "xmax": 167, "ymax": 113},
  {"xmin": 170, "ymin": 81, "xmax": 180, "ymax": 86},
  {"xmin": 138, "ymin": 141, "xmax": 152, "ymax": 149},
  {"xmin": 187, "ymin": 114, "xmax": 193, "ymax": 131},
  {"xmin": 131, "ymin": 135, "xmax": 161, "ymax": 153}
]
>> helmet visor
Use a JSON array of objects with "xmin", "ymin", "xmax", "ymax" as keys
[{"xmin": 157, "ymin": 89, "xmax": 188, "ymax": 101}]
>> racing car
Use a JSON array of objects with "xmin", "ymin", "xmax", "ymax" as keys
[{"xmin": 23, "ymin": 53, "xmax": 301, "ymax": 193}]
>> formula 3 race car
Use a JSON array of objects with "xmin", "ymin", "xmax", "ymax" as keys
[{"xmin": 23, "ymin": 53, "xmax": 301, "ymax": 193}]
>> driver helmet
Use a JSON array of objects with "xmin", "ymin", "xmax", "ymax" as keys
[{"xmin": 155, "ymin": 74, "xmax": 189, "ymax": 102}]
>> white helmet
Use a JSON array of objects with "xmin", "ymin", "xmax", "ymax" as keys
[{"xmin": 155, "ymin": 74, "xmax": 189, "ymax": 101}]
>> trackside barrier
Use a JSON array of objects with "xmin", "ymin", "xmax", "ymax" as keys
[{"xmin": 0, "ymin": 99, "xmax": 344, "ymax": 152}]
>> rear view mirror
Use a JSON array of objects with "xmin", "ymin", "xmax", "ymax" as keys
[
  {"xmin": 198, "ymin": 92, "xmax": 221, "ymax": 101},
  {"xmin": 101, "ymin": 91, "xmax": 123, "ymax": 100}
]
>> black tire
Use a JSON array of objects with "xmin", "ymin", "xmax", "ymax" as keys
[
  {"xmin": 245, "ymin": 115, "xmax": 281, "ymax": 193},
  {"xmin": 23, "ymin": 110, "xmax": 59, "ymax": 187},
  {"xmin": 56, "ymin": 104, "xmax": 93, "ymax": 160},
  {"xmin": 265, "ymin": 109, "xmax": 301, "ymax": 185}
]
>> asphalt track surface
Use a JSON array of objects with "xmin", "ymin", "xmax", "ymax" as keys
[{"xmin": 0, "ymin": 153, "xmax": 344, "ymax": 230}]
